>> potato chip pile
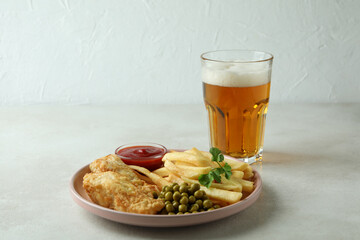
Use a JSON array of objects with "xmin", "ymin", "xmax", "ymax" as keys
[{"xmin": 129, "ymin": 147, "xmax": 255, "ymax": 206}]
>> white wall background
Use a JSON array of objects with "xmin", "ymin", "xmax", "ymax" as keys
[{"xmin": 0, "ymin": 0, "xmax": 359, "ymax": 105}]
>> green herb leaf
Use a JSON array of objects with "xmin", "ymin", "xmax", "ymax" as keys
[
  {"xmin": 211, "ymin": 169, "xmax": 222, "ymax": 183},
  {"xmin": 199, "ymin": 173, "xmax": 214, "ymax": 188},
  {"xmin": 198, "ymin": 147, "xmax": 233, "ymax": 188},
  {"xmin": 223, "ymin": 163, "xmax": 232, "ymax": 180},
  {"xmin": 217, "ymin": 154, "xmax": 224, "ymax": 162},
  {"xmin": 210, "ymin": 147, "xmax": 221, "ymax": 162},
  {"xmin": 213, "ymin": 167, "xmax": 224, "ymax": 175}
]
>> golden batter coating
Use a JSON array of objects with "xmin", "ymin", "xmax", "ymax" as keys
[
  {"xmin": 83, "ymin": 154, "xmax": 164, "ymax": 214},
  {"xmin": 89, "ymin": 154, "xmax": 139, "ymax": 181}
]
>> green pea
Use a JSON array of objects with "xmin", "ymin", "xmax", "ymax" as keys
[
  {"xmin": 202, "ymin": 195, "xmax": 209, "ymax": 201},
  {"xmin": 165, "ymin": 200, "xmax": 171, "ymax": 205},
  {"xmin": 207, "ymin": 207, "xmax": 215, "ymax": 211},
  {"xmin": 173, "ymin": 191, "xmax": 181, "ymax": 201},
  {"xmin": 181, "ymin": 192, "xmax": 188, "ymax": 197},
  {"xmin": 192, "ymin": 183, "xmax": 200, "ymax": 191},
  {"xmin": 179, "ymin": 185, "xmax": 188, "ymax": 193},
  {"xmin": 188, "ymin": 195, "xmax": 196, "ymax": 204},
  {"xmin": 177, "ymin": 212, "xmax": 184, "ymax": 215},
  {"xmin": 190, "ymin": 183, "xmax": 200, "ymax": 192},
  {"xmin": 184, "ymin": 212, "xmax": 190, "ymax": 214},
  {"xmin": 159, "ymin": 192, "xmax": 165, "ymax": 199},
  {"xmin": 192, "ymin": 210, "xmax": 198, "ymax": 213},
  {"xmin": 166, "ymin": 204, "xmax": 175, "ymax": 213},
  {"xmin": 203, "ymin": 199, "xmax": 213, "ymax": 209},
  {"xmin": 168, "ymin": 212, "xmax": 176, "ymax": 215},
  {"xmin": 165, "ymin": 192, "xmax": 173, "ymax": 201},
  {"xmin": 171, "ymin": 183, "xmax": 178, "ymax": 188},
  {"xmin": 173, "ymin": 185, "xmax": 180, "ymax": 192},
  {"xmin": 194, "ymin": 190, "xmax": 204, "ymax": 199},
  {"xmin": 165, "ymin": 185, "xmax": 173, "ymax": 192},
  {"xmin": 195, "ymin": 199, "xmax": 203, "ymax": 208},
  {"xmin": 179, "ymin": 196, "xmax": 189, "ymax": 205},
  {"xmin": 178, "ymin": 204, "xmax": 187, "ymax": 213},
  {"xmin": 172, "ymin": 201, "xmax": 179, "ymax": 210},
  {"xmin": 214, "ymin": 205, "xmax": 221, "ymax": 209},
  {"xmin": 190, "ymin": 203, "xmax": 199, "ymax": 212}
]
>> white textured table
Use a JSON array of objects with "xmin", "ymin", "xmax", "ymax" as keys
[{"xmin": 1, "ymin": 104, "xmax": 359, "ymax": 239}]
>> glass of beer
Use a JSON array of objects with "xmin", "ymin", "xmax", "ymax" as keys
[{"xmin": 201, "ymin": 50, "xmax": 273, "ymax": 163}]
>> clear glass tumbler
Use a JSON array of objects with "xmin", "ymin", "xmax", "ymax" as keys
[{"xmin": 201, "ymin": 50, "xmax": 273, "ymax": 163}]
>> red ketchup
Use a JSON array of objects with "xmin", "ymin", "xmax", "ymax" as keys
[{"xmin": 115, "ymin": 143, "xmax": 167, "ymax": 171}]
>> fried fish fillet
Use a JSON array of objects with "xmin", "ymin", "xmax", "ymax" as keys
[
  {"xmin": 89, "ymin": 154, "xmax": 139, "ymax": 182},
  {"xmin": 83, "ymin": 154, "xmax": 164, "ymax": 214}
]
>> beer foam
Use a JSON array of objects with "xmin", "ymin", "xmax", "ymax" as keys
[{"xmin": 202, "ymin": 62, "xmax": 271, "ymax": 87}]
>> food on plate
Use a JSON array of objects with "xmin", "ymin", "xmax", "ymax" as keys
[
  {"xmin": 131, "ymin": 147, "xmax": 255, "ymax": 207},
  {"xmin": 82, "ymin": 145, "xmax": 256, "ymax": 215},
  {"xmin": 197, "ymin": 147, "xmax": 233, "ymax": 188},
  {"xmin": 83, "ymin": 154, "xmax": 164, "ymax": 214},
  {"xmin": 129, "ymin": 165, "xmax": 171, "ymax": 188},
  {"xmin": 115, "ymin": 143, "xmax": 167, "ymax": 171},
  {"xmin": 156, "ymin": 182, "xmax": 219, "ymax": 215},
  {"xmin": 89, "ymin": 154, "xmax": 139, "ymax": 180}
]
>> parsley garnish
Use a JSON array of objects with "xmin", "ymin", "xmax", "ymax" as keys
[{"xmin": 198, "ymin": 147, "xmax": 232, "ymax": 188}]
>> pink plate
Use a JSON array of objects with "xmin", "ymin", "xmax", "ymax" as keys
[{"xmin": 69, "ymin": 164, "xmax": 262, "ymax": 227}]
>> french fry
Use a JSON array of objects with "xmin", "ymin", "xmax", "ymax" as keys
[
  {"xmin": 199, "ymin": 151, "xmax": 212, "ymax": 160},
  {"xmin": 167, "ymin": 173, "xmax": 184, "ymax": 184},
  {"xmin": 200, "ymin": 186, "xmax": 242, "ymax": 204},
  {"xmin": 184, "ymin": 148, "xmax": 219, "ymax": 168},
  {"xmin": 133, "ymin": 171, "xmax": 153, "ymax": 183},
  {"xmin": 231, "ymin": 170, "xmax": 244, "ymax": 179},
  {"xmin": 243, "ymin": 166, "xmax": 254, "ymax": 180},
  {"xmin": 221, "ymin": 176, "xmax": 243, "ymax": 192},
  {"xmin": 153, "ymin": 167, "xmax": 169, "ymax": 177},
  {"xmin": 175, "ymin": 161, "xmax": 196, "ymax": 167},
  {"xmin": 234, "ymin": 179, "xmax": 254, "ymax": 192},
  {"xmin": 164, "ymin": 160, "xmax": 204, "ymax": 179},
  {"xmin": 211, "ymin": 199, "xmax": 230, "ymax": 207},
  {"xmin": 163, "ymin": 150, "xmax": 211, "ymax": 167},
  {"xmin": 175, "ymin": 165, "xmax": 212, "ymax": 175},
  {"xmin": 243, "ymin": 171, "xmax": 254, "ymax": 180},
  {"xmin": 245, "ymin": 165, "xmax": 253, "ymax": 172},
  {"xmin": 163, "ymin": 160, "xmax": 183, "ymax": 176},
  {"xmin": 185, "ymin": 147, "xmax": 211, "ymax": 160},
  {"xmin": 223, "ymin": 157, "xmax": 249, "ymax": 171},
  {"xmin": 129, "ymin": 165, "xmax": 170, "ymax": 188}
]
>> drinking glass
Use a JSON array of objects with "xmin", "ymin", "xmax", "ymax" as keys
[{"xmin": 201, "ymin": 50, "xmax": 273, "ymax": 163}]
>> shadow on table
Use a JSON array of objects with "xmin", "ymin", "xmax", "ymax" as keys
[
  {"xmin": 262, "ymin": 151, "xmax": 322, "ymax": 165},
  {"xmin": 85, "ymin": 182, "xmax": 279, "ymax": 239},
  {"xmin": 263, "ymin": 151, "xmax": 300, "ymax": 164}
]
